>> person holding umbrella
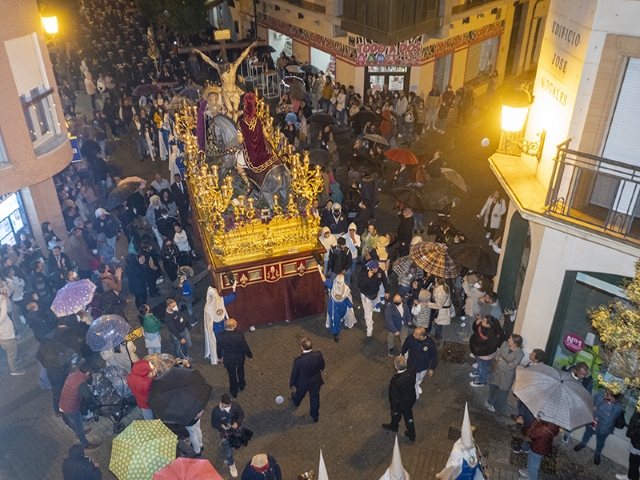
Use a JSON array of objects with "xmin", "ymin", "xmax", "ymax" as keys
[
  {"xmin": 211, "ymin": 393, "xmax": 245, "ymax": 478},
  {"xmin": 126, "ymin": 359, "xmax": 155, "ymax": 420},
  {"xmin": 515, "ymin": 418, "xmax": 560, "ymax": 480},
  {"xmin": 574, "ymin": 387, "xmax": 624, "ymax": 465}
]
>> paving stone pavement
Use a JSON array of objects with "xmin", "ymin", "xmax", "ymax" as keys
[
  {"xmin": 0, "ymin": 92, "xmax": 627, "ymax": 479},
  {"xmin": 0, "ymin": 282, "xmax": 627, "ymax": 479}
]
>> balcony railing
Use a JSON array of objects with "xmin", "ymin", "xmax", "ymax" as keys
[{"xmin": 546, "ymin": 141, "xmax": 640, "ymax": 243}]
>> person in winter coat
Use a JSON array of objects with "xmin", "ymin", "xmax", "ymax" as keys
[
  {"xmin": 62, "ymin": 444, "xmax": 102, "ymax": 480},
  {"xmin": 515, "ymin": 419, "xmax": 560, "ymax": 480},
  {"xmin": 385, "ymin": 294, "xmax": 411, "ymax": 355},
  {"xmin": 401, "ymin": 327, "xmax": 438, "ymax": 399},
  {"xmin": 485, "ymin": 334, "xmax": 524, "ymax": 414},
  {"xmin": 318, "ymin": 226, "xmax": 337, "ymax": 276},
  {"xmin": 126, "ymin": 359, "xmax": 155, "ymax": 420},
  {"xmin": 211, "ymin": 394, "xmax": 245, "ymax": 478},
  {"xmin": 397, "ymin": 208, "xmax": 414, "ymax": 257},
  {"xmin": 617, "ymin": 408, "xmax": 640, "ymax": 480},
  {"xmin": 478, "ymin": 191, "xmax": 507, "ymax": 244},
  {"xmin": 426, "ymin": 85, "xmax": 442, "ymax": 130},
  {"xmin": 124, "ymin": 253, "xmax": 149, "ymax": 308},
  {"xmin": 574, "ymin": 389, "xmax": 624, "ymax": 465},
  {"xmin": 469, "ymin": 315, "xmax": 503, "ymax": 387},
  {"xmin": 411, "ymin": 289, "xmax": 432, "ymax": 329},
  {"xmin": 241, "ymin": 454, "xmax": 283, "ymax": 480},
  {"xmin": 138, "ymin": 304, "xmax": 163, "ymax": 354},
  {"xmin": 93, "ymin": 208, "xmax": 122, "ymax": 255},
  {"xmin": 382, "ymin": 355, "xmax": 417, "ymax": 442},
  {"xmin": 161, "ymin": 237, "xmax": 180, "ymax": 283},
  {"xmin": 69, "ymin": 228, "xmax": 95, "ymax": 280},
  {"xmin": 327, "ymin": 237, "xmax": 352, "ymax": 280},
  {"xmin": 428, "ymin": 277, "xmax": 453, "ymax": 345}
]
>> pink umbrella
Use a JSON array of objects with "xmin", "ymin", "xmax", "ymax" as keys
[{"xmin": 152, "ymin": 458, "xmax": 224, "ymax": 480}]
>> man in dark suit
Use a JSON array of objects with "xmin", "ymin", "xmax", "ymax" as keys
[
  {"xmin": 171, "ymin": 173, "xmax": 191, "ymax": 227},
  {"xmin": 382, "ymin": 355, "xmax": 417, "ymax": 442},
  {"xmin": 217, "ymin": 319, "xmax": 253, "ymax": 398},
  {"xmin": 47, "ymin": 246, "xmax": 72, "ymax": 289},
  {"xmin": 290, "ymin": 337, "xmax": 325, "ymax": 423}
]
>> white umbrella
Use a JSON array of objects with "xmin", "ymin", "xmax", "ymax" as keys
[{"xmin": 513, "ymin": 364, "xmax": 594, "ymax": 431}]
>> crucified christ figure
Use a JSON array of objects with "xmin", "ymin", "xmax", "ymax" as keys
[{"xmin": 195, "ymin": 42, "xmax": 257, "ymax": 122}]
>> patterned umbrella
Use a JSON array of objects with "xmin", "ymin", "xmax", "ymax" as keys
[
  {"xmin": 86, "ymin": 315, "xmax": 131, "ymax": 352},
  {"xmin": 384, "ymin": 148, "xmax": 419, "ymax": 165},
  {"xmin": 110, "ymin": 420, "xmax": 177, "ymax": 480},
  {"xmin": 513, "ymin": 364, "xmax": 594, "ymax": 431},
  {"xmin": 51, "ymin": 279, "xmax": 97, "ymax": 317},
  {"xmin": 153, "ymin": 458, "xmax": 224, "ymax": 480},
  {"xmin": 144, "ymin": 353, "xmax": 177, "ymax": 378},
  {"xmin": 409, "ymin": 242, "xmax": 460, "ymax": 278}
]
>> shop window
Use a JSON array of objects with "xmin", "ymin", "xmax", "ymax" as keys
[
  {"xmin": 0, "ymin": 193, "xmax": 27, "ymax": 246},
  {"xmin": 464, "ymin": 36, "xmax": 500, "ymax": 84}
]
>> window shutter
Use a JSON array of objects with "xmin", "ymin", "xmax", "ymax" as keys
[
  {"xmin": 4, "ymin": 33, "xmax": 44, "ymax": 96},
  {"xmin": 591, "ymin": 58, "xmax": 640, "ymax": 212},
  {"xmin": 464, "ymin": 42, "xmax": 483, "ymax": 84}
]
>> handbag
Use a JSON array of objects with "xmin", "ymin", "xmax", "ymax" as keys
[{"xmin": 228, "ymin": 426, "xmax": 253, "ymax": 449}]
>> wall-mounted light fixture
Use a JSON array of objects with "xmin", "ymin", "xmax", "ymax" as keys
[{"xmin": 498, "ymin": 86, "xmax": 546, "ymax": 161}]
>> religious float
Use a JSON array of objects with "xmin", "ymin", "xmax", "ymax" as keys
[{"xmin": 174, "ymin": 84, "xmax": 326, "ymax": 328}]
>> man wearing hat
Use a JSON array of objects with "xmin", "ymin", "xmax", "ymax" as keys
[
  {"xmin": 241, "ymin": 454, "xmax": 282, "ymax": 480},
  {"xmin": 357, "ymin": 260, "xmax": 390, "ymax": 337},
  {"xmin": 93, "ymin": 208, "xmax": 121, "ymax": 257}
]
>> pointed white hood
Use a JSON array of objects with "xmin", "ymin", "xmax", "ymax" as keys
[
  {"xmin": 318, "ymin": 449, "xmax": 329, "ymax": 480},
  {"xmin": 379, "ymin": 436, "xmax": 410, "ymax": 480}
]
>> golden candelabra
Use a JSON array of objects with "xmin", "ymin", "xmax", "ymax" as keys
[{"xmin": 174, "ymin": 93, "xmax": 324, "ymax": 267}]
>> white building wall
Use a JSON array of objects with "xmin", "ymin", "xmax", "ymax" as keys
[{"xmin": 516, "ymin": 225, "xmax": 637, "ymax": 351}]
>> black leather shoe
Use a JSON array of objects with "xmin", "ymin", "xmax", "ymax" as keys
[
  {"xmin": 381, "ymin": 424, "xmax": 398, "ymax": 433},
  {"xmin": 573, "ymin": 444, "xmax": 585, "ymax": 452},
  {"xmin": 594, "ymin": 454, "xmax": 601, "ymax": 465},
  {"xmin": 404, "ymin": 430, "xmax": 415, "ymax": 442},
  {"xmin": 334, "ymin": 334, "xmax": 339, "ymax": 343}
]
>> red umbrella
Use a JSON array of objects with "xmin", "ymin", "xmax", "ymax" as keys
[
  {"xmin": 384, "ymin": 148, "xmax": 419, "ymax": 165},
  {"xmin": 153, "ymin": 458, "xmax": 224, "ymax": 480}
]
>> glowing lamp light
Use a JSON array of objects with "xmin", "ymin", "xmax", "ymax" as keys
[
  {"xmin": 41, "ymin": 16, "xmax": 58, "ymax": 35},
  {"xmin": 500, "ymin": 87, "xmax": 532, "ymax": 132},
  {"xmin": 501, "ymin": 105, "xmax": 529, "ymax": 133}
]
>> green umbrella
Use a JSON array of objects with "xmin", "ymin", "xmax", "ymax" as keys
[{"xmin": 110, "ymin": 420, "xmax": 177, "ymax": 480}]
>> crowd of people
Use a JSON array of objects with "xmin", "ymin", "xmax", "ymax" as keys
[{"xmin": 0, "ymin": 0, "xmax": 632, "ymax": 479}]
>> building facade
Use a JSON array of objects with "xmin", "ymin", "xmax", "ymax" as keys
[
  {"xmin": 491, "ymin": 0, "xmax": 640, "ymax": 465},
  {"xmin": 223, "ymin": 0, "xmax": 547, "ymax": 99},
  {"xmin": 0, "ymin": 0, "xmax": 71, "ymax": 248}
]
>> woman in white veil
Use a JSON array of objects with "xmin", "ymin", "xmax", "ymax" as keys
[{"xmin": 203, "ymin": 281, "xmax": 237, "ymax": 364}]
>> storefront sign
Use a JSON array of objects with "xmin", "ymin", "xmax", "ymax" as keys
[
  {"xmin": 563, "ymin": 333, "xmax": 584, "ymax": 353},
  {"xmin": 422, "ymin": 20, "xmax": 505, "ymax": 61},
  {"xmin": 258, "ymin": 13, "xmax": 357, "ymax": 61},
  {"xmin": 356, "ymin": 37, "xmax": 422, "ymax": 66}
]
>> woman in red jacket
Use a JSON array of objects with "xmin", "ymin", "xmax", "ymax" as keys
[{"xmin": 126, "ymin": 360, "xmax": 155, "ymax": 420}]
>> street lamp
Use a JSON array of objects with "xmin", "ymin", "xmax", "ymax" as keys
[
  {"xmin": 41, "ymin": 16, "xmax": 58, "ymax": 35},
  {"xmin": 498, "ymin": 85, "xmax": 546, "ymax": 161}
]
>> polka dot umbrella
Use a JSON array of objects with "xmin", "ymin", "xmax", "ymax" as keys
[
  {"xmin": 50, "ymin": 279, "xmax": 97, "ymax": 317},
  {"xmin": 86, "ymin": 315, "xmax": 131, "ymax": 352},
  {"xmin": 110, "ymin": 419, "xmax": 177, "ymax": 480}
]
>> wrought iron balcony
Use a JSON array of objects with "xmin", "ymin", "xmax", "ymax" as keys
[{"xmin": 546, "ymin": 141, "xmax": 640, "ymax": 243}]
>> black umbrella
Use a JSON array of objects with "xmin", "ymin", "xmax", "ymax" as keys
[
  {"xmin": 36, "ymin": 338, "xmax": 76, "ymax": 369},
  {"xmin": 308, "ymin": 112, "xmax": 338, "ymax": 125},
  {"xmin": 391, "ymin": 187, "xmax": 427, "ymax": 212},
  {"xmin": 352, "ymin": 155, "xmax": 382, "ymax": 174},
  {"xmin": 308, "ymin": 149, "xmax": 333, "ymax": 165},
  {"xmin": 147, "ymin": 368, "xmax": 212, "ymax": 425},
  {"xmin": 351, "ymin": 110, "xmax": 383, "ymax": 125},
  {"xmin": 179, "ymin": 87, "xmax": 201, "ymax": 101},
  {"xmin": 255, "ymin": 45, "xmax": 276, "ymax": 54},
  {"xmin": 105, "ymin": 176, "xmax": 145, "ymax": 210},
  {"xmin": 300, "ymin": 64, "xmax": 320, "ymax": 74},
  {"xmin": 132, "ymin": 84, "xmax": 160, "ymax": 97},
  {"xmin": 447, "ymin": 241, "xmax": 499, "ymax": 276}
]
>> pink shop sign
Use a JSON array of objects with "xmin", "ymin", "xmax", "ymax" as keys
[{"xmin": 563, "ymin": 333, "xmax": 584, "ymax": 353}]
